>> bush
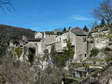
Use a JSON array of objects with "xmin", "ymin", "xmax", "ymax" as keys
[
  {"xmin": 0, "ymin": 47, "xmax": 6, "ymax": 57},
  {"xmin": 104, "ymin": 47, "xmax": 112, "ymax": 51},
  {"xmin": 15, "ymin": 47, "xmax": 23, "ymax": 58},
  {"xmin": 28, "ymin": 48, "xmax": 35, "ymax": 65},
  {"xmin": 90, "ymin": 48, "xmax": 99, "ymax": 57}
]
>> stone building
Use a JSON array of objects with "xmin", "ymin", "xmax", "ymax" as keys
[
  {"xmin": 91, "ymin": 28, "xmax": 109, "ymax": 49},
  {"xmin": 55, "ymin": 27, "xmax": 88, "ymax": 62},
  {"xmin": 9, "ymin": 27, "xmax": 89, "ymax": 63}
]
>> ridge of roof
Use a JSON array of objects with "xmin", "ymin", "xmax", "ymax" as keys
[{"xmin": 71, "ymin": 27, "xmax": 87, "ymax": 36}]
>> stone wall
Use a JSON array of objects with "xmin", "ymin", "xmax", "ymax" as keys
[
  {"xmin": 9, "ymin": 31, "xmax": 89, "ymax": 63},
  {"xmin": 74, "ymin": 36, "xmax": 87, "ymax": 61},
  {"xmin": 55, "ymin": 32, "xmax": 88, "ymax": 62},
  {"xmin": 91, "ymin": 30, "xmax": 109, "ymax": 49}
]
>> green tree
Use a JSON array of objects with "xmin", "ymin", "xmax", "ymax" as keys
[
  {"xmin": 50, "ymin": 44, "xmax": 60, "ymax": 67},
  {"xmin": 28, "ymin": 48, "xmax": 35, "ymax": 65},
  {"xmin": 50, "ymin": 40, "xmax": 74, "ymax": 68},
  {"xmin": 83, "ymin": 25, "xmax": 89, "ymax": 32},
  {"xmin": 68, "ymin": 26, "xmax": 72, "ymax": 31},
  {"xmin": 90, "ymin": 48, "xmax": 99, "ymax": 57},
  {"xmin": 64, "ymin": 39, "xmax": 74, "ymax": 60},
  {"xmin": 100, "ymin": 19, "xmax": 106, "ymax": 26},
  {"xmin": 63, "ymin": 27, "xmax": 67, "ymax": 33}
]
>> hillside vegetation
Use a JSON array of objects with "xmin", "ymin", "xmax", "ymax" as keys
[{"xmin": 0, "ymin": 24, "xmax": 35, "ymax": 57}]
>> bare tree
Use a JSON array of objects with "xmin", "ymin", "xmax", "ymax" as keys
[
  {"xmin": 93, "ymin": 0, "xmax": 112, "ymax": 24},
  {"xmin": 0, "ymin": 0, "xmax": 14, "ymax": 12}
]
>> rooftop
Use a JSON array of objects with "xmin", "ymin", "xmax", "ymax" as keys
[{"xmin": 71, "ymin": 27, "xmax": 87, "ymax": 36}]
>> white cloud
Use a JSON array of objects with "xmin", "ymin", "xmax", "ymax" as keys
[{"xmin": 72, "ymin": 15, "xmax": 94, "ymax": 21}]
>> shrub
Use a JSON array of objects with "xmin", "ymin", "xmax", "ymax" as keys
[
  {"xmin": 104, "ymin": 47, "xmax": 112, "ymax": 51},
  {"xmin": 50, "ymin": 40, "xmax": 74, "ymax": 68},
  {"xmin": 28, "ymin": 48, "xmax": 35, "ymax": 65},
  {"xmin": 15, "ymin": 47, "xmax": 23, "ymax": 58},
  {"xmin": 90, "ymin": 48, "xmax": 99, "ymax": 57}
]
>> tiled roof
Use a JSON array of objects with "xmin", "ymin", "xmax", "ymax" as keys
[
  {"xmin": 53, "ymin": 29, "xmax": 62, "ymax": 32},
  {"xmin": 71, "ymin": 27, "xmax": 87, "ymax": 36}
]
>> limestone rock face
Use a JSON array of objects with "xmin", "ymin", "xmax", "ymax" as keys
[
  {"xmin": 91, "ymin": 30, "xmax": 109, "ymax": 49},
  {"xmin": 108, "ymin": 78, "xmax": 112, "ymax": 84},
  {"xmin": 81, "ymin": 66, "xmax": 112, "ymax": 84},
  {"xmin": 35, "ymin": 32, "xmax": 43, "ymax": 39}
]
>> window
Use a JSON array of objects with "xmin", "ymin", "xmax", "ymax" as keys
[{"xmin": 85, "ymin": 54, "xmax": 86, "ymax": 57}]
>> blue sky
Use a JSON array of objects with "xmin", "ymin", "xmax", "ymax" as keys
[{"xmin": 0, "ymin": 0, "xmax": 102, "ymax": 31}]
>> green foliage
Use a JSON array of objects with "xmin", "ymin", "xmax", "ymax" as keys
[
  {"xmin": 65, "ymin": 39, "xmax": 74, "ymax": 59},
  {"xmin": 28, "ymin": 48, "xmax": 35, "ymax": 65},
  {"xmin": 50, "ymin": 40, "xmax": 74, "ymax": 68},
  {"xmin": 63, "ymin": 27, "xmax": 67, "ymax": 33},
  {"xmin": 70, "ymin": 63, "xmax": 83, "ymax": 68},
  {"xmin": 0, "ymin": 47, "xmax": 6, "ymax": 57},
  {"xmin": 103, "ymin": 47, "xmax": 112, "ymax": 62},
  {"xmin": 68, "ymin": 26, "xmax": 71, "ymax": 31},
  {"xmin": 105, "ymin": 34, "xmax": 112, "ymax": 38},
  {"xmin": 54, "ymin": 54, "xmax": 66, "ymax": 67},
  {"xmin": 0, "ymin": 24, "xmax": 34, "ymax": 40},
  {"xmin": 104, "ymin": 47, "xmax": 112, "ymax": 52},
  {"xmin": 15, "ymin": 47, "xmax": 23, "ymax": 57},
  {"xmin": 90, "ymin": 48, "xmax": 99, "ymax": 57},
  {"xmin": 44, "ymin": 31, "xmax": 55, "ymax": 35},
  {"xmin": 84, "ymin": 58, "xmax": 104, "ymax": 62},
  {"xmin": 0, "ymin": 24, "xmax": 34, "ymax": 57},
  {"xmin": 50, "ymin": 44, "xmax": 61, "ymax": 67},
  {"xmin": 83, "ymin": 25, "xmax": 89, "ymax": 32},
  {"xmin": 105, "ymin": 56, "xmax": 112, "ymax": 62},
  {"xmin": 100, "ymin": 19, "xmax": 106, "ymax": 26}
]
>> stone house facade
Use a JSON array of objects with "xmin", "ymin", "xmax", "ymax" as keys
[
  {"xmin": 9, "ymin": 27, "xmax": 89, "ymax": 63},
  {"xmin": 91, "ymin": 29, "xmax": 109, "ymax": 49}
]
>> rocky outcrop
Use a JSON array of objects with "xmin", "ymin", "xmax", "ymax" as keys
[{"xmin": 81, "ymin": 65, "xmax": 112, "ymax": 84}]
